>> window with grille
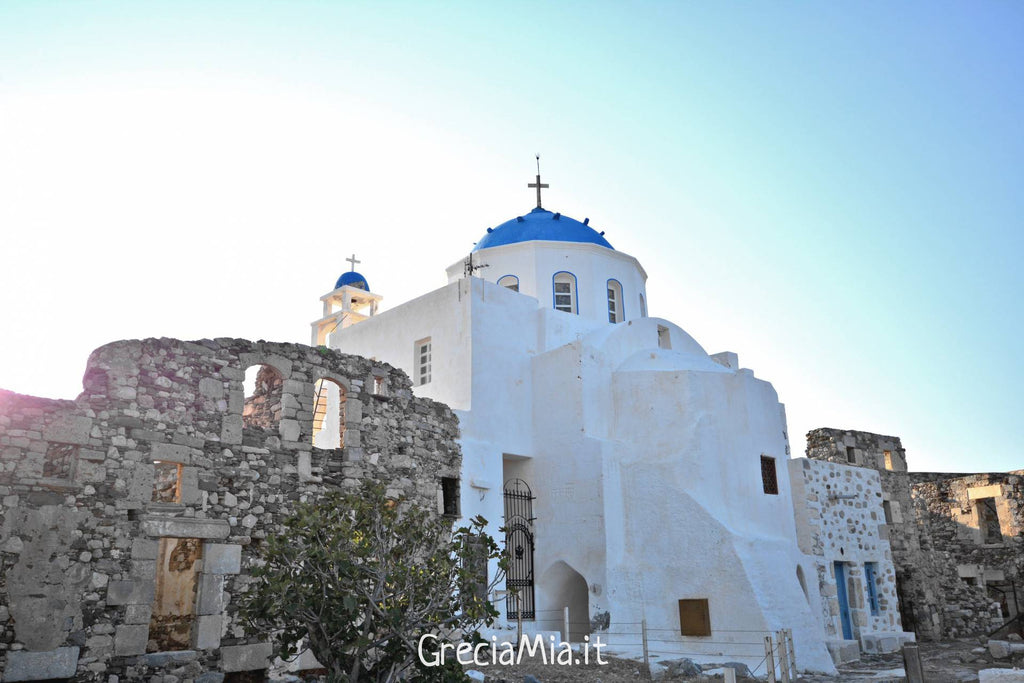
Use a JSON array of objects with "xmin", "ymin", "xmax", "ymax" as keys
[
  {"xmin": 43, "ymin": 442, "xmax": 77, "ymax": 479},
  {"xmin": 553, "ymin": 273, "xmax": 576, "ymax": 314},
  {"xmin": 607, "ymin": 280, "xmax": 623, "ymax": 323},
  {"xmin": 760, "ymin": 455, "xmax": 779, "ymax": 495},
  {"xmin": 415, "ymin": 338, "xmax": 432, "ymax": 386}
]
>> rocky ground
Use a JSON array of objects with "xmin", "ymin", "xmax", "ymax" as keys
[{"xmin": 462, "ymin": 639, "xmax": 1024, "ymax": 682}]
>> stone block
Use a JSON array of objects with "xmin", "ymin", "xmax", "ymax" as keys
[
  {"xmin": 979, "ymin": 670, "xmax": 1024, "ymax": 682},
  {"xmin": 114, "ymin": 624, "xmax": 149, "ymax": 656},
  {"xmin": 141, "ymin": 516, "xmax": 230, "ymax": 539},
  {"xmin": 194, "ymin": 615, "xmax": 222, "ymax": 649},
  {"xmin": 124, "ymin": 604, "xmax": 152, "ymax": 624},
  {"xmin": 106, "ymin": 580, "xmax": 155, "ymax": 606},
  {"xmin": 221, "ymin": 642, "xmax": 273, "ymax": 672},
  {"xmin": 990, "ymin": 640, "xmax": 1011, "ymax": 659},
  {"xmin": 280, "ymin": 419, "xmax": 300, "ymax": 442},
  {"xmin": 203, "ymin": 543, "xmax": 242, "ymax": 574},
  {"xmin": 42, "ymin": 416, "xmax": 93, "ymax": 445},
  {"xmin": 151, "ymin": 442, "xmax": 191, "ymax": 464},
  {"xmin": 3, "ymin": 647, "xmax": 80, "ymax": 681},
  {"xmin": 180, "ymin": 466, "xmax": 201, "ymax": 505},
  {"xmin": 199, "ymin": 377, "xmax": 225, "ymax": 399},
  {"xmin": 221, "ymin": 414, "xmax": 243, "ymax": 445},
  {"xmin": 825, "ymin": 639, "xmax": 860, "ymax": 666},
  {"xmin": 197, "ymin": 574, "xmax": 226, "ymax": 615},
  {"xmin": 132, "ymin": 537, "xmax": 159, "ymax": 560},
  {"xmin": 141, "ymin": 650, "xmax": 197, "ymax": 667},
  {"xmin": 195, "ymin": 674, "xmax": 225, "ymax": 683}
]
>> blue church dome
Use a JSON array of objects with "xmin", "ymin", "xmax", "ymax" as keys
[
  {"xmin": 473, "ymin": 207, "xmax": 614, "ymax": 252},
  {"xmin": 335, "ymin": 271, "xmax": 370, "ymax": 291}
]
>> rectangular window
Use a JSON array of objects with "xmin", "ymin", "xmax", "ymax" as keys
[
  {"xmin": 607, "ymin": 287, "xmax": 618, "ymax": 323},
  {"xmin": 43, "ymin": 442, "xmax": 77, "ymax": 479},
  {"xmin": 882, "ymin": 500, "xmax": 893, "ymax": 524},
  {"xmin": 846, "ymin": 446, "xmax": 857, "ymax": 464},
  {"xmin": 678, "ymin": 599, "xmax": 711, "ymax": 636},
  {"xmin": 441, "ymin": 477, "xmax": 459, "ymax": 517},
  {"xmin": 864, "ymin": 562, "xmax": 880, "ymax": 615},
  {"xmin": 883, "ymin": 450, "xmax": 893, "ymax": 470},
  {"xmin": 760, "ymin": 455, "xmax": 779, "ymax": 495},
  {"xmin": 978, "ymin": 497, "xmax": 1003, "ymax": 544},
  {"xmin": 554, "ymin": 281, "xmax": 574, "ymax": 312},
  {"xmin": 153, "ymin": 461, "xmax": 183, "ymax": 503},
  {"xmin": 657, "ymin": 325, "xmax": 671, "ymax": 349},
  {"xmin": 415, "ymin": 338, "xmax": 432, "ymax": 386}
]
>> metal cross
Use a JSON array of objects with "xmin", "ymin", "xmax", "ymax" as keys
[
  {"xmin": 528, "ymin": 154, "xmax": 548, "ymax": 209},
  {"xmin": 345, "ymin": 253, "xmax": 360, "ymax": 272}
]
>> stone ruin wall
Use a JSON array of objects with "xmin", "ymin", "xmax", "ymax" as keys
[
  {"xmin": 806, "ymin": 428, "xmax": 1005, "ymax": 640},
  {"xmin": 0, "ymin": 338, "xmax": 462, "ymax": 682},
  {"xmin": 788, "ymin": 457, "xmax": 902, "ymax": 644}
]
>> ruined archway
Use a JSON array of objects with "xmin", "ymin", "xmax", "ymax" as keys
[{"xmin": 540, "ymin": 561, "xmax": 590, "ymax": 642}]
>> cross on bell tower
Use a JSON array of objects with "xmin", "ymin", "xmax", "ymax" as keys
[
  {"xmin": 528, "ymin": 154, "xmax": 549, "ymax": 209},
  {"xmin": 345, "ymin": 253, "xmax": 361, "ymax": 272}
]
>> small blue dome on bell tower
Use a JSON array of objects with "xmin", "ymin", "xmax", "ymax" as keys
[{"xmin": 335, "ymin": 271, "xmax": 370, "ymax": 291}]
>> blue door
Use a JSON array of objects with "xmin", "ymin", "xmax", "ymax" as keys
[{"xmin": 834, "ymin": 561, "xmax": 853, "ymax": 640}]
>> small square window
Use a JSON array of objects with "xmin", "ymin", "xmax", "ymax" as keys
[
  {"xmin": 760, "ymin": 455, "xmax": 778, "ymax": 495},
  {"xmin": 441, "ymin": 477, "xmax": 459, "ymax": 517},
  {"xmin": 43, "ymin": 442, "xmax": 77, "ymax": 479},
  {"xmin": 678, "ymin": 599, "xmax": 711, "ymax": 636}
]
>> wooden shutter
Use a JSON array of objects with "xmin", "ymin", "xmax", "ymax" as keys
[{"xmin": 678, "ymin": 598, "xmax": 711, "ymax": 636}]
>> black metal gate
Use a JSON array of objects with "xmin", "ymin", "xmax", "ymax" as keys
[{"xmin": 503, "ymin": 478, "xmax": 536, "ymax": 620}]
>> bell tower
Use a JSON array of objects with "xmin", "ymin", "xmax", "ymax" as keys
[{"xmin": 310, "ymin": 254, "xmax": 382, "ymax": 346}]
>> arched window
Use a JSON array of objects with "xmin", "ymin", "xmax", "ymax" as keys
[
  {"xmin": 607, "ymin": 279, "xmax": 624, "ymax": 323},
  {"xmin": 552, "ymin": 272, "xmax": 577, "ymax": 314},
  {"xmin": 312, "ymin": 378, "xmax": 347, "ymax": 449},
  {"xmin": 639, "ymin": 292, "xmax": 647, "ymax": 317},
  {"xmin": 497, "ymin": 275, "xmax": 519, "ymax": 292}
]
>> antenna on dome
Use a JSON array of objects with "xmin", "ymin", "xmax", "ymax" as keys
[{"xmin": 528, "ymin": 154, "xmax": 549, "ymax": 209}]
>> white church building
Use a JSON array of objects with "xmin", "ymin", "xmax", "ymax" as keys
[{"xmin": 309, "ymin": 175, "xmax": 905, "ymax": 674}]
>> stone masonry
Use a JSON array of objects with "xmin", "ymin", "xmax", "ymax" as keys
[
  {"xmin": 806, "ymin": 428, "xmax": 1012, "ymax": 641},
  {"xmin": 0, "ymin": 338, "xmax": 462, "ymax": 681}
]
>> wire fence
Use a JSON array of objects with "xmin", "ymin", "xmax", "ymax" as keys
[{"xmin": 510, "ymin": 608, "xmax": 799, "ymax": 682}]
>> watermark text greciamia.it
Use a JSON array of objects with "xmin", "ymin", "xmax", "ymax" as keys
[{"xmin": 418, "ymin": 634, "xmax": 608, "ymax": 667}]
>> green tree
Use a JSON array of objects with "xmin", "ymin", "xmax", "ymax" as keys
[{"xmin": 238, "ymin": 483, "xmax": 504, "ymax": 682}]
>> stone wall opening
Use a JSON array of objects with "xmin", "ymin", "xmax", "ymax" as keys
[
  {"xmin": 977, "ymin": 498, "xmax": 1003, "ymax": 544},
  {"xmin": 311, "ymin": 378, "xmax": 346, "ymax": 449},
  {"xmin": 153, "ymin": 461, "xmax": 183, "ymax": 503},
  {"xmin": 242, "ymin": 365, "xmax": 284, "ymax": 431},
  {"xmin": 149, "ymin": 538, "xmax": 203, "ymax": 652}
]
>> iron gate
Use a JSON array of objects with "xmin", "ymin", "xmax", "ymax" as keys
[{"xmin": 503, "ymin": 478, "xmax": 536, "ymax": 619}]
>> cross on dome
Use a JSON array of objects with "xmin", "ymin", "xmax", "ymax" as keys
[
  {"xmin": 528, "ymin": 154, "xmax": 549, "ymax": 209},
  {"xmin": 345, "ymin": 253, "xmax": 361, "ymax": 272}
]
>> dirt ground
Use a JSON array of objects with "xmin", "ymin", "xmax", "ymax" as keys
[{"xmin": 463, "ymin": 639, "xmax": 1024, "ymax": 682}]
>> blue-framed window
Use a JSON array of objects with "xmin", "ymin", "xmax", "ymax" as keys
[
  {"xmin": 864, "ymin": 562, "xmax": 880, "ymax": 615},
  {"xmin": 497, "ymin": 274, "xmax": 519, "ymax": 292},
  {"xmin": 552, "ymin": 272, "xmax": 577, "ymax": 314},
  {"xmin": 607, "ymin": 279, "xmax": 624, "ymax": 323}
]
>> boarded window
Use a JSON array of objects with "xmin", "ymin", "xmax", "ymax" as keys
[
  {"xmin": 43, "ymin": 442, "xmax": 77, "ymax": 479},
  {"xmin": 760, "ymin": 455, "xmax": 779, "ymax": 495},
  {"xmin": 442, "ymin": 477, "xmax": 460, "ymax": 517},
  {"xmin": 153, "ymin": 461, "xmax": 183, "ymax": 503},
  {"xmin": 679, "ymin": 598, "xmax": 711, "ymax": 636}
]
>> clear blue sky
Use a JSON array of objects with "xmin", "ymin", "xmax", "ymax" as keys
[{"xmin": 1, "ymin": 2, "xmax": 1021, "ymax": 472}]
